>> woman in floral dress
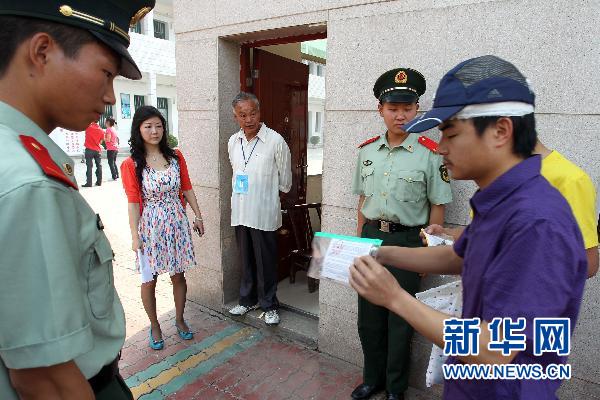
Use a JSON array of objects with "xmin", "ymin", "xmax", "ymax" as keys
[{"xmin": 121, "ymin": 106, "xmax": 204, "ymax": 350}]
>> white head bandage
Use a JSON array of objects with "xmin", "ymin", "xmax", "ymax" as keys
[{"xmin": 453, "ymin": 101, "xmax": 534, "ymax": 119}]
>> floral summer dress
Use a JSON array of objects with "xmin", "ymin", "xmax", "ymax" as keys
[{"xmin": 138, "ymin": 158, "xmax": 196, "ymax": 275}]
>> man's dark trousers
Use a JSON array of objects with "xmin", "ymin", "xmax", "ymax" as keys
[
  {"xmin": 358, "ymin": 223, "xmax": 423, "ymax": 394},
  {"xmin": 234, "ymin": 225, "xmax": 279, "ymax": 311},
  {"xmin": 84, "ymin": 148, "xmax": 102, "ymax": 185}
]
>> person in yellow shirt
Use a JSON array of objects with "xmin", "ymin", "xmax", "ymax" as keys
[{"xmin": 425, "ymin": 139, "xmax": 599, "ymax": 278}]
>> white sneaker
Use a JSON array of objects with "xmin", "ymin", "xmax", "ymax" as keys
[
  {"xmin": 228, "ymin": 304, "xmax": 258, "ymax": 316},
  {"xmin": 264, "ymin": 310, "xmax": 280, "ymax": 325}
]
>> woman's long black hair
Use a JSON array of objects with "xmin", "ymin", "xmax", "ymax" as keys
[{"xmin": 129, "ymin": 105, "xmax": 178, "ymax": 185}]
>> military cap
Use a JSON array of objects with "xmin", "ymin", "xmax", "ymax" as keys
[
  {"xmin": 0, "ymin": 0, "xmax": 155, "ymax": 80},
  {"xmin": 373, "ymin": 68, "xmax": 426, "ymax": 104}
]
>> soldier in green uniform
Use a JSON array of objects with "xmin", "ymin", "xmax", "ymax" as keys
[
  {"xmin": 0, "ymin": 1, "xmax": 155, "ymax": 399},
  {"xmin": 351, "ymin": 68, "xmax": 453, "ymax": 400}
]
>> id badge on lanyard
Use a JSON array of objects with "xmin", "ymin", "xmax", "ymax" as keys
[
  {"xmin": 234, "ymin": 137, "xmax": 258, "ymax": 195},
  {"xmin": 234, "ymin": 172, "xmax": 249, "ymax": 194}
]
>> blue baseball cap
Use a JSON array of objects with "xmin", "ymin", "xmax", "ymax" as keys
[{"xmin": 403, "ymin": 55, "xmax": 535, "ymax": 133}]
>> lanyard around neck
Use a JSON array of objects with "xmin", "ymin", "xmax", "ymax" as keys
[{"xmin": 240, "ymin": 137, "xmax": 259, "ymax": 171}]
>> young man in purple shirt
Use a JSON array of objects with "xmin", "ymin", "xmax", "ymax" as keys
[{"xmin": 349, "ymin": 55, "xmax": 587, "ymax": 399}]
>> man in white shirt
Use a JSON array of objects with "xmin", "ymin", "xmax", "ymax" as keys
[{"xmin": 227, "ymin": 92, "xmax": 292, "ymax": 326}]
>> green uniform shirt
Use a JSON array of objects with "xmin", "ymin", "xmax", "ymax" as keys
[
  {"xmin": 0, "ymin": 102, "xmax": 126, "ymax": 399},
  {"xmin": 352, "ymin": 133, "xmax": 452, "ymax": 226}
]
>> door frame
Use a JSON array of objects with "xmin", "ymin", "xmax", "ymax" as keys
[
  {"xmin": 239, "ymin": 32, "xmax": 327, "ymax": 92},
  {"xmin": 237, "ymin": 32, "xmax": 326, "ymax": 316}
]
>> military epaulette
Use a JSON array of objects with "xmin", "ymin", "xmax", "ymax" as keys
[
  {"xmin": 358, "ymin": 135, "xmax": 380, "ymax": 148},
  {"xmin": 19, "ymin": 135, "xmax": 78, "ymax": 190},
  {"xmin": 418, "ymin": 135, "xmax": 438, "ymax": 153}
]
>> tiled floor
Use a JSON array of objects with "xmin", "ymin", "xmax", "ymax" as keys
[
  {"xmin": 76, "ymin": 155, "xmax": 439, "ymax": 400},
  {"xmin": 77, "ymin": 158, "xmax": 365, "ymax": 399},
  {"xmin": 277, "ymin": 271, "xmax": 319, "ymax": 316}
]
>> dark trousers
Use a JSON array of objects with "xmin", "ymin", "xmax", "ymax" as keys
[
  {"xmin": 107, "ymin": 150, "xmax": 119, "ymax": 179},
  {"xmin": 234, "ymin": 225, "xmax": 279, "ymax": 311},
  {"xmin": 358, "ymin": 223, "xmax": 423, "ymax": 394},
  {"xmin": 94, "ymin": 373, "xmax": 133, "ymax": 400},
  {"xmin": 90, "ymin": 357, "xmax": 132, "ymax": 400},
  {"xmin": 84, "ymin": 148, "xmax": 102, "ymax": 185}
]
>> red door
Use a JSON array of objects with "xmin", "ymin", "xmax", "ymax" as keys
[
  {"xmin": 252, "ymin": 49, "xmax": 309, "ymax": 281},
  {"xmin": 253, "ymin": 49, "xmax": 308, "ymax": 206}
]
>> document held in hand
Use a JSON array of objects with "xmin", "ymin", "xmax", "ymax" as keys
[{"xmin": 310, "ymin": 232, "xmax": 382, "ymax": 286}]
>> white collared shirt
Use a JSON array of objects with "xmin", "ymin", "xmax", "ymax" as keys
[{"xmin": 228, "ymin": 123, "xmax": 292, "ymax": 231}]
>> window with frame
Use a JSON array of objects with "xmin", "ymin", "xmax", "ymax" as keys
[
  {"xmin": 99, "ymin": 105, "xmax": 113, "ymax": 129},
  {"xmin": 157, "ymin": 97, "xmax": 169, "ymax": 125},
  {"xmin": 130, "ymin": 21, "xmax": 142, "ymax": 34},
  {"xmin": 134, "ymin": 95, "xmax": 145, "ymax": 111},
  {"xmin": 315, "ymin": 111, "xmax": 322, "ymax": 133},
  {"xmin": 316, "ymin": 64, "xmax": 324, "ymax": 76},
  {"xmin": 120, "ymin": 93, "xmax": 131, "ymax": 119},
  {"xmin": 153, "ymin": 20, "xmax": 167, "ymax": 40}
]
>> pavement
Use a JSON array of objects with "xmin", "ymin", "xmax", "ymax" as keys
[{"xmin": 75, "ymin": 156, "xmax": 375, "ymax": 400}]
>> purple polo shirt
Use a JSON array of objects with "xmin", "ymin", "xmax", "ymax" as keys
[{"xmin": 444, "ymin": 155, "xmax": 587, "ymax": 400}]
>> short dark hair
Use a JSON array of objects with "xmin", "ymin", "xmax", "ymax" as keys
[
  {"xmin": 0, "ymin": 16, "xmax": 96, "ymax": 78},
  {"xmin": 106, "ymin": 117, "xmax": 116, "ymax": 127},
  {"xmin": 471, "ymin": 113, "xmax": 537, "ymax": 159}
]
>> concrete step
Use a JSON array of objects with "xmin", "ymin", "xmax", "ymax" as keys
[{"xmin": 223, "ymin": 301, "xmax": 318, "ymax": 349}]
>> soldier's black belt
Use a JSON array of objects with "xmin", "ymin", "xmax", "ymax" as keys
[
  {"xmin": 88, "ymin": 356, "xmax": 119, "ymax": 393},
  {"xmin": 365, "ymin": 219, "xmax": 419, "ymax": 233}
]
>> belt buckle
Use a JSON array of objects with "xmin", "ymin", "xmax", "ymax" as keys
[{"xmin": 379, "ymin": 220, "xmax": 390, "ymax": 233}]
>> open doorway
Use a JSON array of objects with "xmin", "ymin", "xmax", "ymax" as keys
[{"xmin": 240, "ymin": 35, "xmax": 326, "ymax": 318}]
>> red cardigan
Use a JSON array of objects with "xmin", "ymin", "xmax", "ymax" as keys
[{"xmin": 120, "ymin": 149, "xmax": 192, "ymax": 213}]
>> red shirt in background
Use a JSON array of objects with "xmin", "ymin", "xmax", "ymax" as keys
[
  {"xmin": 105, "ymin": 127, "xmax": 119, "ymax": 151},
  {"xmin": 84, "ymin": 122, "xmax": 105, "ymax": 152}
]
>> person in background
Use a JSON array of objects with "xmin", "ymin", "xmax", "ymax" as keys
[
  {"xmin": 351, "ymin": 68, "xmax": 452, "ymax": 400},
  {"xmin": 227, "ymin": 92, "xmax": 292, "ymax": 326},
  {"xmin": 423, "ymin": 138, "xmax": 599, "ymax": 278},
  {"xmin": 105, "ymin": 117, "xmax": 120, "ymax": 180},
  {"xmin": 83, "ymin": 120, "xmax": 105, "ymax": 187},
  {"xmin": 121, "ymin": 105, "xmax": 204, "ymax": 350}
]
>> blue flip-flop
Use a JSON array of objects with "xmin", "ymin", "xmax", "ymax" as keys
[{"xmin": 149, "ymin": 327, "xmax": 164, "ymax": 350}]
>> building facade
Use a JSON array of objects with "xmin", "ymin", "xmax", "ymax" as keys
[
  {"xmin": 173, "ymin": 1, "xmax": 600, "ymax": 398},
  {"xmin": 50, "ymin": 0, "xmax": 178, "ymax": 154}
]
